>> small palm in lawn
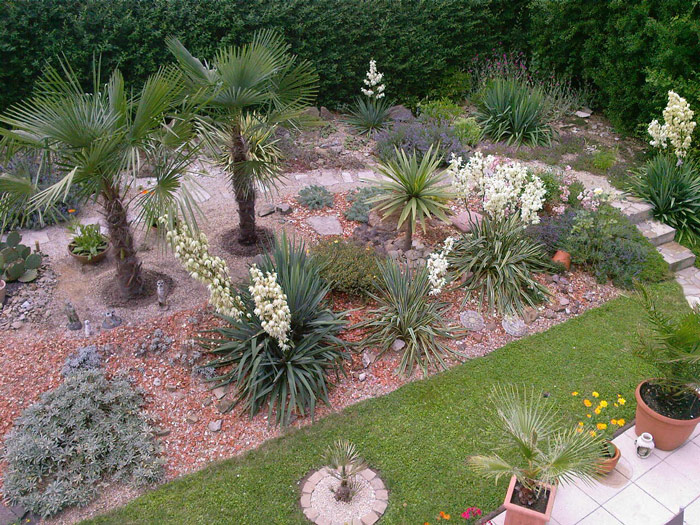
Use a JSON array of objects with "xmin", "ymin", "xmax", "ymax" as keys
[
  {"xmin": 371, "ymin": 146, "xmax": 453, "ymax": 251},
  {"xmin": 167, "ymin": 31, "xmax": 318, "ymax": 246},
  {"xmin": 0, "ymin": 62, "xmax": 200, "ymax": 297},
  {"xmin": 468, "ymin": 386, "xmax": 601, "ymax": 508}
]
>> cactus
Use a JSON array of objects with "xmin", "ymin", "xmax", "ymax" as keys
[{"xmin": 0, "ymin": 230, "xmax": 41, "ymax": 282}]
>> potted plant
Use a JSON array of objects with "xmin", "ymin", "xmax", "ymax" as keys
[
  {"xmin": 468, "ymin": 386, "xmax": 600, "ymax": 525},
  {"xmin": 571, "ymin": 390, "xmax": 628, "ymax": 474},
  {"xmin": 634, "ymin": 288, "xmax": 700, "ymax": 450},
  {"xmin": 67, "ymin": 223, "xmax": 109, "ymax": 264}
]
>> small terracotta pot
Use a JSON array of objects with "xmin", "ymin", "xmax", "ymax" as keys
[
  {"xmin": 635, "ymin": 380, "xmax": 700, "ymax": 451},
  {"xmin": 68, "ymin": 243, "xmax": 110, "ymax": 265},
  {"xmin": 596, "ymin": 442, "xmax": 621, "ymax": 475},
  {"xmin": 503, "ymin": 476, "xmax": 557, "ymax": 525},
  {"xmin": 552, "ymin": 250, "xmax": 571, "ymax": 271},
  {"xmin": 0, "ymin": 279, "xmax": 6, "ymax": 305}
]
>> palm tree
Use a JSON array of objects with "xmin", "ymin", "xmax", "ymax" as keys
[
  {"xmin": 0, "ymin": 61, "xmax": 200, "ymax": 297},
  {"xmin": 468, "ymin": 386, "xmax": 600, "ymax": 507},
  {"xmin": 167, "ymin": 31, "xmax": 318, "ymax": 247},
  {"xmin": 370, "ymin": 147, "xmax": 453, "ymax": 251}
]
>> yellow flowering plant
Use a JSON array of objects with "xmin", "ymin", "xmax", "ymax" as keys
[{"xmin": 572, "ymin": 390, "xmax": 627, "ymax": 457}]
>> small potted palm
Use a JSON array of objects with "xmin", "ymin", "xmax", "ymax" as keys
[
  {"xmin": 634, "ymin": 288, "xmax": 700, "ymax": 450},
  {"xmin": 468, "ymin": 386, "xmax": 600, "ymax": 525},
  {"xmin": 67, "ymin": 223, "xmax": 110, "ymax": 264}
]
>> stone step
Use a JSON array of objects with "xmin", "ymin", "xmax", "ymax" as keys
[
  {"xmin": 674, "ymin": 267, "xmax": 700, "ymax": 307},
  {"xmin": 611, "ymin": 199, "xmax": 652, "ymax": 224},
  {"xmin": 658, "ymin": 241, "xmax": 696, "ymax": 271},
  {"xmin": 636, "ymin": 220, "xmax": 676, "ymax": 247}
]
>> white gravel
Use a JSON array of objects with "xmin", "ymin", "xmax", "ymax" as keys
[{"xmin": 310, "ymin": 473, "xmax": 375, "ymax": 525}]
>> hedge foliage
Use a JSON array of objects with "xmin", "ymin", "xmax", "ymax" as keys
[{"xmin": 1, "ymin": 0, "xmax": 698, "ymax": 137}]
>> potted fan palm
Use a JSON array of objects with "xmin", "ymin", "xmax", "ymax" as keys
[
  {"xmin": 468, "ymin": 386, "xmax": 600, "ymax": 525},
  {"xmin": 634, "ymin": 287, "xmax": 700, "ymax": 450}
]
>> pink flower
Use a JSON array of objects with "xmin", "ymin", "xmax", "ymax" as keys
[{"xmin": 461, "ymin": 507, "xmax": 483, "ymax": 520}]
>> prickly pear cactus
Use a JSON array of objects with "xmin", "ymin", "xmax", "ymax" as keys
[{"xmin": 0, "ymin": 230, "xmax": 42, "ymax": 282}]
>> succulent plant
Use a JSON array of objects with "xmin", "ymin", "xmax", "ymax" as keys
[
  {"xmin": 0, "ymin": 231, "xmax": 42, "ymax": 282},
  {"xmin": 297, "ymin": 185, "xmax": 334, "ymax": 210}
]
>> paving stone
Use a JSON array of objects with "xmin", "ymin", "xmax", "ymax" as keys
[
  {"xmin": 361, "ymin": 511, "xmax": 380, "ymax": 525},
  {"xmin": 300, "ymin": 494, "xmax": 311, "ymax": 507},
  {"xmin": 371, "ymin": 500, "xmax": 388, "ymax": 514},
  {"xmin": 306, "ymin": 216, "xmax": 343, "ymax": 236},
  {"xmin": 636, "ymin": 220, "xmax": 675, "ymax": 247},
  {"xmin": 302, "ymin": 479, "xmax": 315, "ymax": 494},
  {"xmin": 191, "ymin": 187, "xmax": 211, "ymax": 203},
  {"xmin": 359, "ymin": 468, "xmax": 376, "ymax": 481},
  {"xmin": 370, "ymin": 477, "xmax": 385, "ymax": 490},
  {"xmin": 312, "ymin": 171, "xmax": 341, "ymax": 186},
  {"xmin": 374, "ymin": 489, "xmax": 388, "ymax": 500},
  {"xmin": 611, "ymin": 200, "xmax": 652, "ymax": 224},
  {"xmin": 658, "ymin": 241, "xmax": 696, "ymax": 271},
  {"xmin": 304, "ymin": 508, "xmax": 319, "ymax": 521}
]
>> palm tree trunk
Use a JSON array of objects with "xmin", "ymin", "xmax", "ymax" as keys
[
  {"xmin": 231, "ymin": 128, "xmax": 258, "ymax": 245},
  {"xmin": 103, "ymin": 189, "xmax": 144, "ymax": 297},
  {"xmin": 403, "ymin": 227, "xmax": 413, "ymax": 252}
]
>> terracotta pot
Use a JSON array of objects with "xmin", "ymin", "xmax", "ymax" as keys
[
  {"xmin": 635, "ymin": 380, "xmax": 700, "ymax": 451},
  {"xmin": 552, "ymin": 250, "xmax": 571, "ymax": 271},
  {"xmin": 68, "ymin": 243, "xmax": 110, "ymax": 265},
  {"xmin": 0, "ymin": 279, "xmax": 5, "ymax": 305},
  {"xmin": 596, "ymin": 441, "xmax": 621, "ymax": 475},
  {"xmin": 503, "ymin": 476, "xmax": 557, "ymax": 525}
]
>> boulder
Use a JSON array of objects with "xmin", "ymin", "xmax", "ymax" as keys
[
  {"xmin": 388, "ymin": 104, "xmax": 414, "ymax": 122},
  {"xmin": 307, "ymin": 216, "xmax": 343, "ymax": 236},
  {"xmin": 451, "ymin": 210, "xmax": 482, "ymax": 233}
]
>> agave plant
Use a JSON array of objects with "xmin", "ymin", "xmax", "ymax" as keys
[
  {"xmin": 168, "ymin": 32, "xmax": 318, "ymax": 247},
  {"xmin": 628, "ymin": 153, "xmax": 700, "ymax": 244},
  {"xmin": 370, "ymin": 146, "xmax": 453, "ymax": 251},
  {"xmin": 324, "ymin": 439, "xmax": 368, "ymax": 502},
  {"xmin": 356, "ymin": 259, "xmax": 458, "ymax": 377},
  {"xmin": 448, "ymin": 214, "xmax": 553, "ymax": 315},
  {"xmin": 346, "ymin": 96, "xmax": 392, "ymax": 135},
  {"xmin": 468, "ymin": 386, "xmax": 601, "ymax": 507},
  {"xmin": 200, "ymin": 234, "xmax": 348, "ymax": 426},
  {"xmin": 476, "ymin": 79, "xmax": 553, "ymax": 147}
]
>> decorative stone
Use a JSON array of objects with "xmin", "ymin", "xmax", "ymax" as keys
[
  {"xmin": 575, "ymin": 109, "xmax": 592, "ymax": 118},
  {"xmin": 361, "ymin": 512, "xmax": 380, "ymax": 525},
  {"xmin": 307, "ymin": 216, "xmax": 343, "ymax": 236},
  {"xmin": 358, "ymin": 373, "xmax": 367, "ymax": 382},
  {"xmin": 208, "ymin": 419, "xmax": 222, "ymax": 432},
  {"xmin": 387, "ymin": 104, "xmax": 413, "ymax": 121},
  {"xmin": 460, "ymin": 310, "xmax": 485, "ymax": 331},
  {"xmin": 213, "ymin": 386, "xmax": 227, "ymax": 399},
  {"xmin": 451, "ymin": 210, "xmax": 482, "ymax": 233},
  {"xmin": 522, "ymin": 307, "xmax": 539, "ymax": 325},
  {"xmin": 361, "ymin": 349, "xmax": 375, "ymax": 368},
  {"xmin": 258, "ymin": 204, "xmax": 276, "ymax": 217},
  {"xmin": 276, "ymin": 203, "xmax": 293, "ymax": 215},
  {"xmin": 502, "ymin": 316, "xmax": 527, "ymax": 337},
  {"xmin": 391, "ymin": 339, "xmax": 406, "ymax": 352},
  {"xmin": 186, "ymin": 412, "xmax": 200, "ymax": 424}
]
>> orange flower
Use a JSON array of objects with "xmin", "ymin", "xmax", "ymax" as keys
[
  {"xmin": 571, "ymin": 391, "xmax": 579, "ymax": 396},
  {"xmin": 68, "ymin": 208, "xmax": 76, "ymax": 213},
  {"xmin": 583, "ymin": 399, "xmax": 592, "ymax": 407},
  {"xmin": 611, "ymin": 419, "xmax": 618, "ymax": 425},
  {"xmin": 594, "ymin": 407, "xmax": 601, "ymax": 415},
  {"xmin": 439, "ymin": 511, "xmax": 451, "ymax": 520},
  {"xmin": 597, "ymin": 423, "xmax": 607, "ymax": 430},
  {"xmin": 586, "ymin": 413, "xmax": 592, "ymax": 418}
]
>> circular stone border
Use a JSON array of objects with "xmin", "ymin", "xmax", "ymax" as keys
[{"xmin": 300, "ymin": 467, "xmax": 388, "ymax": 525}]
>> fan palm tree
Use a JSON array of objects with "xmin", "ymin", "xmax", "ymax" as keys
[
  {"xmin": 166, "ymin": 31, "xmax": 318, "ymax": 246},
  {"xmin": 468, "ymin": 386, "xmax": 600, "ymax": 507},
  {"xmin": 370, "ymin": 146, "xmax": 453, "ymax": 251},
  {"xmin": 0, "ymin": 61, "xmax": 201, "ymax": 297}
]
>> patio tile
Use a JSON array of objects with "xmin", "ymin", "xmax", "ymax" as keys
[
  {"xmin": 576, "ymin": 507, "xmax": 623, "ymax": 525},
  {"xmin": 636, "ymin": 461, "xmax": 700, "ymax": 513},
  {"xmin": 550, "ymin": 484, "xmax": 599, "ymax": 524},
  {"xmin": 603, "ymin": 484, "xmax": 673, "ymax": 525},
  {"xmin": 612, "ymin": 433, "xmax": 662, "ymax": 481},
  {"xmin": 685, "ymin": 495, "xmax": 700, "ymax": 525},
  {"xmin": 664, "ymin": 441, "xmax": 700, "ymax": 481},
  {"xmin": 487, "ymin": 511, "xmax": 505, "ymax": 525},
  {"xmin": 575, "ymin": 469, "xmax": 631, "ymax": 505}
]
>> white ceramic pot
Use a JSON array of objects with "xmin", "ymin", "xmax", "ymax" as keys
[{"xmin": 635, "ymin": 432, "xmax": 655, "ymax": 458}]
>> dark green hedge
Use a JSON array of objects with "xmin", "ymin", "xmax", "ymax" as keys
[{"xmin": 0, "ymin": 0, "xmax": 529, "ymax": 112}]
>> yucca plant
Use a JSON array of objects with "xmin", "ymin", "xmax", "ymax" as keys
[
  {"xmin": 468, "ymin": 386, "xmax": 601, "ymax": 507},
  {"xmin": 449, "ymin": 214, "xmax": 553, "ymax": 315},
  {"xmin": 324, "ymin": 439, "xmax": 368, "ymax": 502},
  {"xmin": 200, "ymin": 234, "xmax": 348, "ymax": 426},
  {"xmin": 370, "ymin": 146, "xmax": 453, "ymax": 251},
  {"xmin": 628, "ymin": 153, "xmax": 700, "ymax": 244},
  {"xmin": 356, "ymin": 260, "xmax": 459, "ymax": 377},
  {"xmin": 476, "ymin": 79, "xmax": 553, "ymax": 147},
  {"xmin": 346, "ymin": 96, "xmax": 392, "ymax": 135}
]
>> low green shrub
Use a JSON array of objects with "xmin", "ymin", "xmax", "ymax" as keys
[
  {"xmin": 357, "ymin": 260, "xmax": 458, "ymax": 376},
  {"xmin": 201, "ymin": 235, "xmax": 348, "ymax": 426},
  {"xmin": 417, "ymin": 98, "xmax": 463, "ymax": 121},
  {"xmin": 453, "ymin": 116, "xmax": 483, "ymax": 146},
  {"xmin": 628, "ymin": 154, "xmax": 700, "ymax": 244},
  {"xmin": 567, "ymin": 180, "xmax": 586, "ymax": 208},
  {"xmin": 592, "ymin": 149, "xmax": 617, "ymax": 172},
  {"xmin": 448, "ymin": 214, "xmax": 553, "ymax": 315},
  {"xmin": 476, "ymin": 79, "xmax": 553, "ymax": 147},
  {"xmin": 343, "ymin": 186, "xmax": 383, "ymax": 223},
  {"xmin": 3, "ymin": 370, "xmax": 163, "ymax": 518},
  {"xmin": 310, "ymin": 238, "xmax": 380, "ymax": 296},
  {"xmin": 537, "ymin": 169, "xmax": 564, "ymax": 208},
  {"xmin": 298, "ymin": 185, "xmax": 334, "ymax": 210}
]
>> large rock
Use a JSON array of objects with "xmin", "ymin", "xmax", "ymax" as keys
[
  {"xmin": 388, "ymin": 104, "xmax": 414, "ymax": 122},
  {"xmin": 451, "ymin": 210, "xmax": 482, "ymax": 233},
  {"xmin": 307, "ymin": 216, "xmax": 343, "ymax": 236}
]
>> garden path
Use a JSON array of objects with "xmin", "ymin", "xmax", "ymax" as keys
[{"xmin": 489, "ymin": 425, "xmax": 700, "ymax": 525}]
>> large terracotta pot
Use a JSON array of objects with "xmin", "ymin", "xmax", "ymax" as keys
[
  {"xmin": 503, "ymin": 476, "xmax": 557, "ymax": 525},
  {"xmin": 68, "ymin": 243, "xmax": 109, "ymax": 265},
  {"xmin": 635, "ymin": 381, "xmax": 700, "ymax": 451},
  {"xmin": 596, "ymin": 442, "xmax": 621, "ymax": 475}
]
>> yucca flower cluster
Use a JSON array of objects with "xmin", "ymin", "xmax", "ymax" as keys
[
  {"xmin": 360, "ymin": 59, "xmax": 385, "ymax": 99},
  {"xmin": 577, "ymin": 187, "xmax": 611, "ymax": 212},
  {"xmin": 249, "ymin": 265, "xmax": 291, "ymax": 350},
  {"xmin": 448, "ymin": 152, "xmax": 546, "ymax": 224},
  {"xmin": 164, "ymin": 220, "xmax": 244, "ymax": 319},
  {"xmin": 427, "ymin": 236, "xmax": 455, "ymax": 295},
  {"xmin": 648, "ymin": 90, "xmax": 696, "ymax": 161}
]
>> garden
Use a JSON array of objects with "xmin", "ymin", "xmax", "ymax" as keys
[{"xmin": 1, "ymin": 2, "xmax": 700, "ymax": 525}]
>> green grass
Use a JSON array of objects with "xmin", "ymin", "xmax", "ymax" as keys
[{"xmin": 85, "ymin": 282, "xmax": 685, "ymax": 525}]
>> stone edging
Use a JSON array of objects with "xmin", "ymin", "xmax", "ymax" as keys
[{"xmin": 300, "ymin": 467, "xmax": 388, "ymax": 525}]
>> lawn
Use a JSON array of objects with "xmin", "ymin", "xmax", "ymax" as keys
[{"xmin": 86, "ymin": 282, "xmax": 686, "ymax": 525}]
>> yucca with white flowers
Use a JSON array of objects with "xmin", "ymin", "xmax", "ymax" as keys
[
  {"xmin": 648, "ymin": 91, "xmax": 696, "ymax": 161},
  {"xmin": 361, "ymin": 59, "xmax": 385, "ymax": 99}
]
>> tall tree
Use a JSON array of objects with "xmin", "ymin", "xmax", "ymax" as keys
[
  {"xmin": 0, "ymin": 62, "xmax": 200, "ymax": 297},
  {"xmin": 167, "ymin": 31, "xmax": 318, "ymax": 246}
]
